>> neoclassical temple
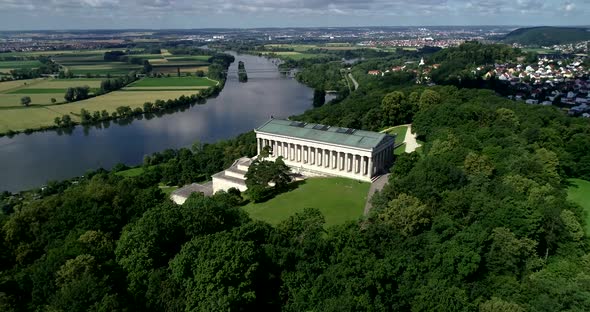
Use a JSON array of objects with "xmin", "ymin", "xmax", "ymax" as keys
[
  {"xmin": 255, "ymin": 119, "xmax": 396, "ymax": 182},
  {"xmin": 170, "ymin": 119, "xmax": 397, "ymax": 204}
]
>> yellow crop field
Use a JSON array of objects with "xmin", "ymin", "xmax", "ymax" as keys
[
  {"xmin": 29, "ymin": 79, "xmax": 103, "ymax": 89},
  {"xmin": 148, "ymin": 59, "xmax": 169, "ymax": 64},
  {"xmin": 0, "ymin": 75, "xmax": 212, "ymax": 134},
  {"xmin": 49, "ymin": 90, "xmax": 200, "ymax": 117},
  {"xmin": 0, "ymin": 79, "xmax": 44, "ymax": 92},
  {"xmin": 0, "ymin": 107, "xmax": 61, "ymax": 132},
  {"xmin": 123, "ymin": 86, "xmax": 209, "ymax": 91}
]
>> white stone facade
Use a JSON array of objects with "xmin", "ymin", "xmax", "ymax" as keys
[
  {"xmin": 255, "ymin": 132, "xmax": 395, "ymax": 182},
  {"xmin": 211, "ymin": 157, "xmax": 251, "ymax": 194}
]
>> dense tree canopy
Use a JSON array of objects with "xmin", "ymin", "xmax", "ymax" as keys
[{"xmin": 2, "ymin": 46, "xmax": 590, "ymax": 311}]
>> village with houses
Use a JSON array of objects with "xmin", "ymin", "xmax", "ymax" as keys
[{"xmin": 368, "ymin": 55, "xmax": 590, "ymax": 117}]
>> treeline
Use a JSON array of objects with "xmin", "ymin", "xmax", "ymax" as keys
[
  {"xmin": 428, "ymin": 42, "xmax": 536, "ymax": 85},
  {"xmin": 9, "ymin": 57, "xmax": 59, "ymax": 79},
  {"xmin": 428, "ymin": 41, "xmax": 527, "ymax": 65},
  {"xmin": 98, "ymin": 74, "xmax": 138, "ymax": 93},
  {"xmin": 57, "ymin": 83, "xmax": 225, "ymax": 128},
  {"xmin": 238, "ymin": 61, "xmax": 248, "ymax": 82},
  {"xmin": 2, "ymin": 53, "xmax": 234, "ymax": 137},
  {"xmin": 2, "ymin": 86, "xmax": 590, "ymax": 311},
  {"xmin": 61, "ymin": 73, "xmax": 138, "ymax": 104},
  {"xmin": 64, "ymin": 86, "xmax": 90, "ymax": 102},
  {"xmin": 207, "ymin": 53, "xmax": 235, "ymax": 81},
  {"xmin": 167, "ymin": 46, "xmax": 212, "ymax": 56}
]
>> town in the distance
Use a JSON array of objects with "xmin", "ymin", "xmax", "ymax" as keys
[{"xmin": 1, "ymin": 22, "xmax": 590, "ymax": 312}]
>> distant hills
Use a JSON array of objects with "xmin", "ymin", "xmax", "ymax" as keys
[{"xmin": 503, "ymin": 26, "xmax": 590, "ymax": 46}]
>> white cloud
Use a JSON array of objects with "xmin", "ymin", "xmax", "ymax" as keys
[
  {"xmin": 563, "ymin": 1, "xmax": 576, "ymax": 11},
  {"xmin": 0, "ymin": 0, "xmax": 587, "ymax": 28}
]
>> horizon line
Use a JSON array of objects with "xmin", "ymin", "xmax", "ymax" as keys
[{"xmin": 1, "ymin": 25, "xmax": 590, "ymax": 33}]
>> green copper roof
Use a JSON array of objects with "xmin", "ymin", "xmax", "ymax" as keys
[{"xmin": 256, "ymin": 119, "xmax": 394, "ymax": 150}]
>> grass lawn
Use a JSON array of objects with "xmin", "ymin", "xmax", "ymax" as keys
[
  {"xmin": 383, "ymin": 125, "xmax": 408, "ymax": 155},
  {"xmin": 387, "ymin": 126, "xmax": 408, "ymax": 145},
  {"xmin": 568, "ymin": 178, "xmax": 590, "ymax": 235},
  {"xmin": 129, "ymin": 77, "xmax": 218, "ymax": 87},
  {"xmin": 115, "ymin": 167, "xmax": 146, "ymax": 177},
  {"xmin": 115, "ymin": 167, "xmax": 178, "ymax": 195},
  {"xmin": 160, "ymin": 185, "xmax": 179, "ymax": 196},
  {"xmin": 243, "ymin": 177, "xmax": 370, "ymax": 227}
]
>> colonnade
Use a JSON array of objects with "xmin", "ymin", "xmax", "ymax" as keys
[{"xmin": 257, "ymin": 137, "xmax": 393, "ymax": 178}]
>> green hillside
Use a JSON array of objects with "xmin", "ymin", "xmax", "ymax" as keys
[{"xmin": 503, "ymin": 26, "xmax": 590, "ymax": 46}]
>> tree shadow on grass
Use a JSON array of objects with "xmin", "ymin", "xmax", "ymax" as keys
[{"xmin": 250, "ymin": 180, "xmax": 308, "ymax": 204}]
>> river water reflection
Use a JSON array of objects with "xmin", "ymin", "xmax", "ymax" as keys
[{"xmin": 0, "ymin": 53, "xmax": 314, "ymax": 192}]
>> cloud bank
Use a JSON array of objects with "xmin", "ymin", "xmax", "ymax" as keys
[{"xmin": 0, "ymin": 0, "xmax": 587, "ymax": 29}]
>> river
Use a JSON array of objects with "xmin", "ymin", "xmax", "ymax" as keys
[{"xmin": 0, "ymin": 53, "xmax": 314, "ymax": 192}]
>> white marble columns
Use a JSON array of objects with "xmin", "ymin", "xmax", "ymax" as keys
[{"xmin": 255, "ymin": 134, "xmax": 395, "ymax": 182}]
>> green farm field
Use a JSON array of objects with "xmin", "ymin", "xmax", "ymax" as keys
[
  {"xmin": 0, "ymin": 94, "xmax": 65, "ymax": 108},
  {"xmin": 568, "ymin": 178, "xmax": 590, "ymax": 235},
  {"xmin": 66, "ymin": 63, "xmax": 142, "ymax": 76},
  {"xmin": 0, "ymin": 107, "xmax": 61, "ymax": 132},
  {"xmin": 122, "ymin": 86, "xmax": 210, "ymax": 91},
  {"xmin": 0, "ymin": 76, "xmax": 215, "ymax": 132},
  {"xmin": 127, "ymin": 77, "xmax": 218, "ymax": 88},
  {"xmin": 17, "ymin": 79, "xmax": 103, "ymax": 89},
  {"xmin": 243, "ymin": 177, "xmax": 370, "ymax": 227},
  {"xmin": 0, "ymin": 60, "xmax": 42, "ymax": 71},
  {"xmin": 261, "ymin": 51, "xmax": 331, "ymax": 60},
  {"xmin": 0, "ymin": 90, "xmax": 201, "ymax": 132},
  {"xmin": 166, "ymin": 56, "xmax": 211, "ymax": 61},
  {"xmin": 0, "ymin": 78, "xmax": 103, "ymax": 107},
  {"xmin": 7, "ymin": 88, "xmax": 100, "ymax": 94},
  {"xmin": 265, "ymin": 43, "xmax": 359, "ymax": 52},
  {"xmin": 0, "ymin": 49, "xmax": 124, "ymax": 59},
  {"xmin": 0, "ymin": 79, "xmax": 43, "ymax": 92}
]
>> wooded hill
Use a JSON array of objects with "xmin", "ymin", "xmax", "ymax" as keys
[
  {"xmin": 3, "ymin": 40, "xmax": 590, "ymax": 310},
  {"xmin": 503, "ymin": 26, "xmax": 590, "ymax": 46},
  {"xmin": 2, "ymin": 79, "xmax": 590, "ymax": 310}
]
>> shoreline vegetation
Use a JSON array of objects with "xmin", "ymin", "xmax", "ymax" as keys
[
  {"xmin": 0, "ymin": 79, "xmax": 224, "ymax": 137},
  {"xmin": 0, "ymin": 53, "xmax": 234, "ymax": 138}
]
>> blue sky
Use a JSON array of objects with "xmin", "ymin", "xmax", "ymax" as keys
[{"xmin": 0, "ymin": 0, "xmax": 588, "ymax": 30}]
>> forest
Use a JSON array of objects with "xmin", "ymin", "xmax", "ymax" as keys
[{"xmin": 2, "ymin": 47, "xmax": 590, "ymax": 311}]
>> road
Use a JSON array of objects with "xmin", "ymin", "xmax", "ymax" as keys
[
  {"xmin": 363, "ymin": 174, "xmax": 390, "ymax": 216},
  {"xmin": 348, "ymin": 73, "xmax": 359, "ymax": 90}
]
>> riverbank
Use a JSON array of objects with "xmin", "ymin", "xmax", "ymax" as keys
[
  {"xmin": 0, "ymin": 77, "xmax": 222, "ymax": 137},
  {"xmin": 0, "ymin": 52, "xmax": 315, "ymax": 192}
]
